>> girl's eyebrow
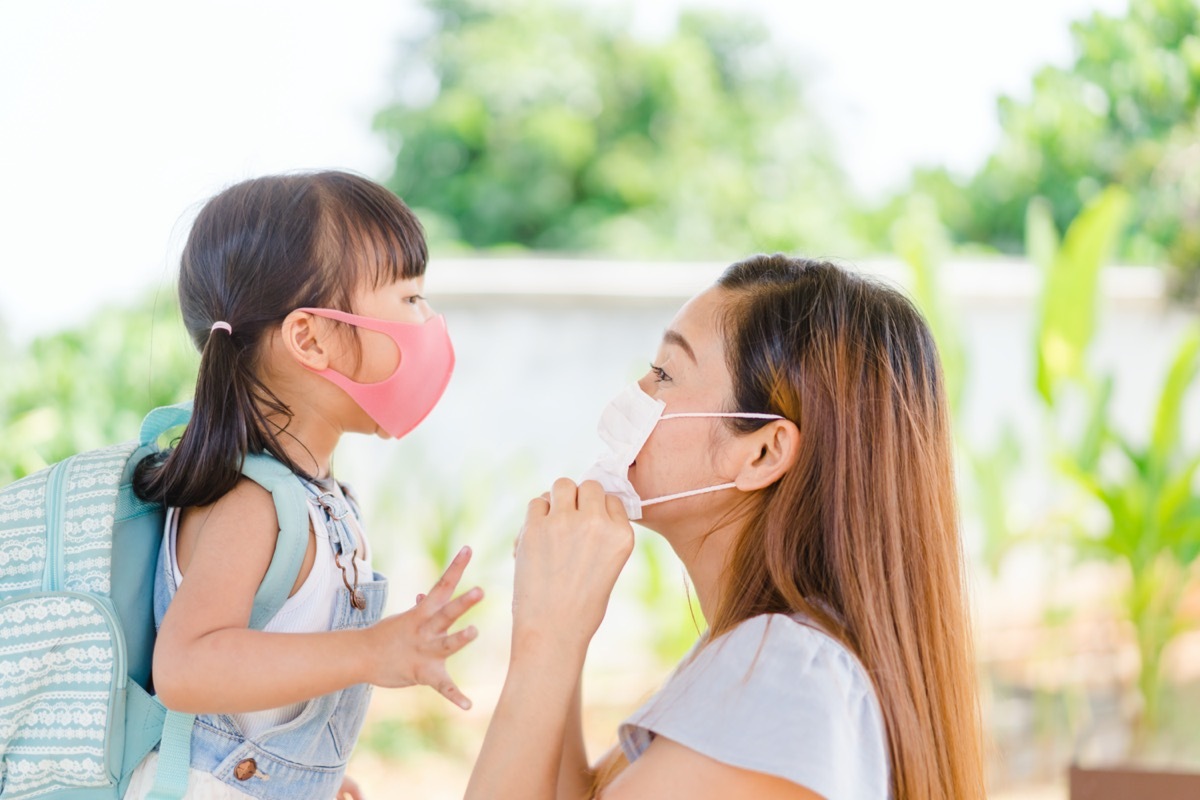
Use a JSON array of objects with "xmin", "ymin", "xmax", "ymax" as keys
[{"xmin": 662, "ymin": 329, "xmax": 697, "ymax": 363}]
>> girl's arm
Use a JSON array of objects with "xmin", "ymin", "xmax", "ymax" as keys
[
  {"xmin": 154, "ymin": 478, "xmax": 481, "ymax": 713},
  {"xmin": 465, "ymin": 479, "xmax": 635, "ymax": 800}
]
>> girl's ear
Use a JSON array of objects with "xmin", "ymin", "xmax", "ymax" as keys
[
  {"xmin": 280, "ymin": 310, "xmax": 332, "ymax": 370},
  {"xmin": 732, "ymin": 419, "xmax": 801, "ymax": 492}
]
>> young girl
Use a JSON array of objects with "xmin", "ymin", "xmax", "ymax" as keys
[
  {"xmin": 125, "ymin": 171, "xmax": 482, "ymax": 800},
  {"xmin": 468, "ymin": 255, "xmax": 985, "ymax": 799}
]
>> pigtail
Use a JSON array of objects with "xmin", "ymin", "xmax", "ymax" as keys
[{"xmin": 135, "ymin": 322, "xmax": 300, "ymax": 507}]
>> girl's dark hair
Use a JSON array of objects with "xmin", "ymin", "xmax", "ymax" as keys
[{"xmin": 134, "ymin": 171, "xmax": 427, "ymax": 508}]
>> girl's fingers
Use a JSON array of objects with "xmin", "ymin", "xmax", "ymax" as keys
[
  {"xmin": 339, "ymin": 775, "xmax": 365, "ymax": 800},
  {"xmin": 432, "ymin": 672, "xmax": 472, "ymax": 710},
  {"xmin": 424, "ymin": 546, "xmax": 472, "ymax": 606},
  {"xmin": 415, "ymin": 593, "xmax": 426, "ymax": 604},
  {"xmin": 436, "ymin": 625, "xmax": 479, "ymax": 656},
  {"xmin": 427, "ymin": 587, "xmax": 484, "ymax": 633}
]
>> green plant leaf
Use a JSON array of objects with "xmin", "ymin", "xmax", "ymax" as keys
[
  {"xmin": 1025, "ymin": 196, "xmax": 1060, "ymax": 275},
  {"xmin": 1149, "ymin": 326, "xmax": 1200, "ymax": 484},
  {"xmin": 1034, "ymin": 186, "xmax": 1131, "ymax": 404},
  {"xmin": 1074, "ymin": 373, "xmax": 1115, "ymax": 472},
  {"xmin": 1156, "ymin": 454, "xmax": 1200, "ymax": 543}
]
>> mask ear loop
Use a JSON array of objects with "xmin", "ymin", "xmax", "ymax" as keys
[
  {"xmin": 639, "ymin": 413, "xmax": 784, "ymax": 508},
  {"xmin": 660, "ymin": 412, "xmax": 784, "ymax": 420},
  {"xmin": 640, "ymin": 483, "xmax": 738, "ymax": 507}
]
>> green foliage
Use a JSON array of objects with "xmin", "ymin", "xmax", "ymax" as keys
[
  {"xmin": 1027, "ymin": 188, "xmax": 1199, "ymax": 740},
  {"xmin": 910, "ymin": 0, "xmax": 1200, "ymax": 292},
  {"xmin": 374, "ymin": 0, "xmax": 860, "ymax": 259},
  {"xmin": 902, "ymin": 186, "xmax": 1200, "ymax": 743},
  {"xmin": 0, "ymin": 294, "xmax": 197, "ymax": 484},
  {"xmin": 890, "ymin": 195, "xmax": 965, "ymax": 413},
  {"xmin": 1054, "ymin": 327, "xmax": 1200, "ymax": 734},
  {"xmin": 1034, "ymin": 187, "xmax": 1131, "ymax": 404}
]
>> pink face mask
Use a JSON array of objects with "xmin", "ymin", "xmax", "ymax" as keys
[{"xmin": 297, "ymin": 307, "xmax": 455, "ymax": 439}]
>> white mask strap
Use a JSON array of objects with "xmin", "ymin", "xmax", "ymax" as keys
[{"xmin": 640, "ymin": 482, "xmax": 738, "ymax": 507}]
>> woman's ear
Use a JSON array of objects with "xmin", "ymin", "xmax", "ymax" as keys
[
  {"xmin": 733, "ymin": 419, "xmax": 801, "ymax": 492},
  {"xmin": 280, "ymin": 310, "xmax": 332, "ymax": 370}
]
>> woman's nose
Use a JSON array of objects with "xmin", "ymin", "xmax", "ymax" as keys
[{"xmin": 637, "ymin": 373, "xmax": 655, "ymax": 394}]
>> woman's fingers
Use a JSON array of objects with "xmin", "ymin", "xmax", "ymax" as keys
[
  {"xmin": 548, "ymin": 477, "xmax": 579, "ymax": 512},
  {"xmin": 423, "ymin": 546, "xmax": 473, "ymax": 607},
  {"xmin": 577, "ymin": 479, "xmax": 608, "ymax": 514},
  {"xmin": 604, "ymin": 492, "xmax": 629, "ymax": 523},
  {"xmin": 427, "ymin": 586, "xmax": 485, "ymax": 633}
]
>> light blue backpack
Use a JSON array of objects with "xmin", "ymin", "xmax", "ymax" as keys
[{"xmin": 0, "ymin": 404, "xmax": 308, "ymax": 799}]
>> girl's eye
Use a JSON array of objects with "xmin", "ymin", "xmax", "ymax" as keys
[
  {"xmin": 405, "ymin": 295, "xmax": 426, "ymax": 305},
  {"xmin": 649, "ymin": 362, "xmax": 671, "ymax": 383}
]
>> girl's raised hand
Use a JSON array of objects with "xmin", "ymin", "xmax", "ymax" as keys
[
  {"xmin": 363, "ymin": 546, "xmax": 482, "ymax": 709},
  {"xmin": 337, "ymin": 774, "xmax": 365, "ymax": 800},
  {"xmin": 512, "ymin": 478, "xmax": 635, "ymax": 654}
]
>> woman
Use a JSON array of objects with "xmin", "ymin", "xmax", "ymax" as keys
[{"xmin": 468, "ymin": 255, "xmax": 985, "ymax": 799}]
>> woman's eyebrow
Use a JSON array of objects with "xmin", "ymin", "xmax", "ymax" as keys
[{"xmin": 663, "ymin": 329, "xmax": 697, "ymax": 363}]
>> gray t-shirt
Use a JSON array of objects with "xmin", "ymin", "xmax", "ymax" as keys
[{"xmin": 618, "ymin": 613, "xmax": 891, "ymax": 799}]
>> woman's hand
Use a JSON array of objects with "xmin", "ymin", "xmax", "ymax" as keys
[
  {"xmin": 463, "ymin": 480, "xmax": 632, "ymax": 800},
  {"xmin": 362, "ymin": 546, "xmax": 482, "ymax": 709},
  {"xmin": 513, "ymin": 478, "xmax": 635, "ymax": 654}
]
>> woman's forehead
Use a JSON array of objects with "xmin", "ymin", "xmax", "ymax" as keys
[{"xmin": 664, "ymin": 287, "xmax": 731, "ymax": 371}]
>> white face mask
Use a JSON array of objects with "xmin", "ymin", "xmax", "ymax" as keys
[{"xmin": 581, "ymin": 382, "xmax": 784, "ymax": 520}]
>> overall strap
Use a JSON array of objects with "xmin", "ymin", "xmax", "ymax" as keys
[{"xmin": 146, "ymin": 405, "xmax": 310, "ymax": 800}]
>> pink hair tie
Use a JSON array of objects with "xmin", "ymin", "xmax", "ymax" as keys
[{"xmin": 210, "ymin": 321, "xmax": 232, "ymax": 334}]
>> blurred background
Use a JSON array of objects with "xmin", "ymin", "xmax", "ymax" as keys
[{"xmin": 3, "ymin": 0, "xmax": 1199, "ymax": 797}]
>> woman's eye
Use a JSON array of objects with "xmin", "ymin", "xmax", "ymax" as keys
[{"xmin": 649, "ymin": 362, "xmax": 671, "ymax": 383}]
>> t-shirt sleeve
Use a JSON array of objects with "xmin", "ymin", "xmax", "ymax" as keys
[{"xmin": 617, "ymin": 614, "xmax": 890, "ymax": 800}]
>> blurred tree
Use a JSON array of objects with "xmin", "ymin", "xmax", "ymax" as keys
[
  {"xmin": 0, "ymin": 294, "xmax": 197, "ymax": 484},
  {"xmin": 905, "ymin": 0, "xmax": 1200, "ymax": 295},
  {"xmin": 374, "ymin": 0, "xmax": 861, "ymax": 258}
]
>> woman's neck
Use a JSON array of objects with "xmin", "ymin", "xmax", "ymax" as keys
[{"xmin": 662, "ymin": 515, "xmax": 742, "ymax": 626}]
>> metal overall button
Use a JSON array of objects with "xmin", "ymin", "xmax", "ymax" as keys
[{"xmin": 234, "ymin": 758, "xmax": 264, "ymax": 781}]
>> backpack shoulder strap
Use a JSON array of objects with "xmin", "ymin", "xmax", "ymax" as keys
[
  {"xmin": 139, "ymin": 402, "xmax": 194, "ymax": 448},
  {"xmin": 138, "ymin": 402, "xmax": 310, "ymax": 629},
  {"xmin": 239, "ymin": 452, "xmax": 310, "ymax": 631}
]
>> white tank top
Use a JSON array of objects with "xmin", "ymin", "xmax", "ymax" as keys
[{"xmin": 164, "ymin": 480, "xmax": 372, "ymax": 739}]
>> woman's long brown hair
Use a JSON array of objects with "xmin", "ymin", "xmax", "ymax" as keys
[
  {"xmin": 710, "ymin": 254, "xmax": 985, "ymax": 798},
  {"xmin": 595, "ymin": 254, "xmax": 984, "ymax": 798}
]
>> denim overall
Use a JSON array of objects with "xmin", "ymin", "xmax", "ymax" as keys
[{"xmin": 152, "ymin": 478, "xmax": 387, "ymax": 800}]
